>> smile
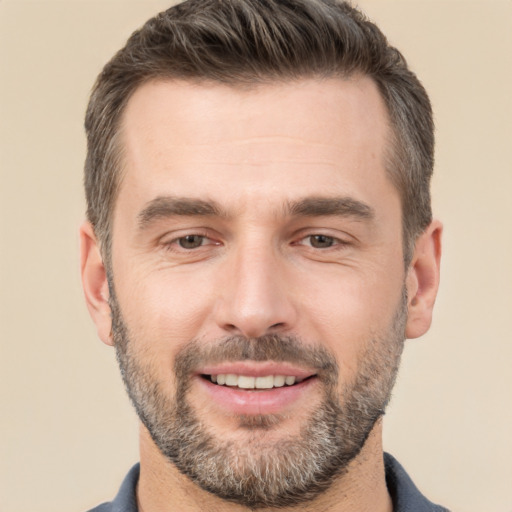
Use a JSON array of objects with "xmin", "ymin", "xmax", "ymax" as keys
[
  {"xmin": 206, "ymin": 374, "xmax": 305, "ymax": 389},
  {"xmin": 197, "ymin": 366, "xmax": 318, "ymax": 415}
]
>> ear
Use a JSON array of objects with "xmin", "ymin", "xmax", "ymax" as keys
[
  {"xmin": 80, "ymin": 221, "xmax": 113, "ymax": 346},
  {"xmin": 405, "ymin": 219, "xmax": 443, "ymax": 339}
]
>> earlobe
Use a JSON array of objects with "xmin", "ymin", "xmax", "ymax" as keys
[
  {"xmin": 405, "ymin": 219, "xmax": 443, "ymax": 339},
  {"xmin": 79, "ymin": 221, "xmax": 114, "ymax": 346}
]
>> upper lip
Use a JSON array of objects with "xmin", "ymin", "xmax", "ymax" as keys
[{"xmin": 196, "ymin": 361, "xmax": 317, "ymax": 379}]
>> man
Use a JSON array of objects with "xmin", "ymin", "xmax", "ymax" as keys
[{"xmin": 80, "ymin": 0, "xmax": 446, "ymax": 510}]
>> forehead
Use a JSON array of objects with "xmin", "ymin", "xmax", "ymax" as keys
[
  {"xmin": 121, "ymin": 76, "xmax": 390, "ymax": 150},
  {"xmin": 117, "ymin": 76, "xmax": 394, "ymax": 217}
]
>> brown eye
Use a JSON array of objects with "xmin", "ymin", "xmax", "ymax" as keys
[
  {"xmin": 308, "ymin": 234, "xmax": 336, "ymax": 248},
  {"xmin": 178, "ymin": 235, "xmax": 205, "ymax": 249}
]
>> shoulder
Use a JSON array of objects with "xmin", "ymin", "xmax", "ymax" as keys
[
  {"xmin": 384, "ymin": 453, "xmax": 450, "ymax": 512},
  {"xmin": 86, "ymin": 504, "xmax": 112, "ymax": 512},
  {"xmin": 85, "ymin": 464, "xmax": 140, "ymax": 512}
]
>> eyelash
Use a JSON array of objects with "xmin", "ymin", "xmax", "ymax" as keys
[
  {"xmin": 295, "ymin": 234, "xmax": 349, "ymax": 249},
  {"xmin": 163, "ymin": 233, "xmax": 218, "ymax": 251}
]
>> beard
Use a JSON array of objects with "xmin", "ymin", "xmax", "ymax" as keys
[{"xmin": 110, "ymin": 287, "xmax": 407, "ymax": 509}]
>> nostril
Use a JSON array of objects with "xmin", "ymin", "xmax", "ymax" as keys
[{"xmin": 221, "ymin": 321, "xmax": 287, "ymax": 338}]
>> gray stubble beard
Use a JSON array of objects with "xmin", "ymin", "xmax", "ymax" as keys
[{"xmin": 110, "ymin": 286, "xmax": 407, "ymax": 509}]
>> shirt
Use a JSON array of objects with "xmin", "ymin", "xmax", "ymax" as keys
[{"xmin": 87, "ymin": 453, "xmax": 449, "ymax": 511}]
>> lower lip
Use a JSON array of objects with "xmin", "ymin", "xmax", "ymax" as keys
[{"xmin": 197, "ymin": 376, "xmax": 318, "ymax": 415}]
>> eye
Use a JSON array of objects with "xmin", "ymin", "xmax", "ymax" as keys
[
  {"xmin": 176, "ymin": 234, "xmax": 208, "ymax": 249},
  {"xmin": 293, "ymin": 232, "xmax": 353, "ymax": 252},
  {"xmin": 306, "ymin": 234, "xmax": 337, "ymax": 249},
  {"xmin": 160, "ymin": 230, "xmax": 222, "ymax": 255}
]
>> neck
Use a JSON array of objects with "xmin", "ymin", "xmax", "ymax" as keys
[{"xmin": 137, "ymin": 419, "xmax": 393, "ymax": 512}]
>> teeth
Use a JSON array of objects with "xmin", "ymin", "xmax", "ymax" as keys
[
  {"xmin": 225, "ymin": 374, "xmax": 238, "ymax": 386},
  {"xmin": 238, "ymin": 376, "xmax": 255, "ymax": 389},
  {"xmin": 210, "ymin": 374, "xmax": 298, "ymax": 389},
  {"xmin": 273, "ymin": 375, "xmax": 285, "ymax": 387},
  {"xmin": 255, "ymin": 376, "xmax": 274, "ymax": 389}
]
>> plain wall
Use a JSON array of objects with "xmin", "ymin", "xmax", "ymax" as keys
[{"xmin": 0, "ymin": 1, "xmax": 510, "ymax": 511}]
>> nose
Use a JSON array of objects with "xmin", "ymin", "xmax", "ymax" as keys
[{"xmin": 214, "ymin": 242, "xmax": 298, "ymax": 339}]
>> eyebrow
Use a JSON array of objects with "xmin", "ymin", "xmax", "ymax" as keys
[
  {"xmin": 137, "ymin": 196, "xmax": 225, "ymax": 229},
  {"xmin": 137, "ymin": 194, "xmax": 375, "ymax": 230},
  {"xmin": 287, "ymin": 196, "xmax": 375, "ymax": 221}
]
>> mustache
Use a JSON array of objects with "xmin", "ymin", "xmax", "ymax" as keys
[{"xmin": 174, "ymin": 334, "xmax": 339, "ymax": 382}]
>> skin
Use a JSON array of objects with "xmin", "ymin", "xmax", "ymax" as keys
[{"xmin": 81, "ymin": 76, "xmax": 442, "ymax": 512}]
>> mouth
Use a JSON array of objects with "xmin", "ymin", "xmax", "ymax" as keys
[
  {"xmin": 195, "ymin": 363, "xmax": 319, "ymax": 415},
  {"xmin": 201, "ymin": 373, "xmax": 313, "ymax": 390}
]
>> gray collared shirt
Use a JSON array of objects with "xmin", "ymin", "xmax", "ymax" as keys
[{"xmin": 87, "ymin": 453, "xmax": 450, "ymax": 512}]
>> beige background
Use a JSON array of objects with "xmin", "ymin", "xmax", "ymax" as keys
[{"xmin": 1, "ymin": 1, "xmax": 511, "ymax": 511}]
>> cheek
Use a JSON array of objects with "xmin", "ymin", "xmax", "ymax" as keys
[
  {"xmin": 114, "ymin": 266, "xmax": 216, "ymax": 349},
  {"xmin": 113, "ymin": 271, "xmax": 216, "ymax": 395},
  {"xmin": 299, "ymin": 264, "xmax": 404, "ymax": 372}
]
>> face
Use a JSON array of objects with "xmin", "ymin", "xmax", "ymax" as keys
[{"xmin": 106, "ymin": 77, "xmax": 410, "ymax": 507}]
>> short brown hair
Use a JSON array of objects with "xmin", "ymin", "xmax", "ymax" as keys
[{"xmin": 85, "ymin": 0, "xmax": 434, "ymax": 263}]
